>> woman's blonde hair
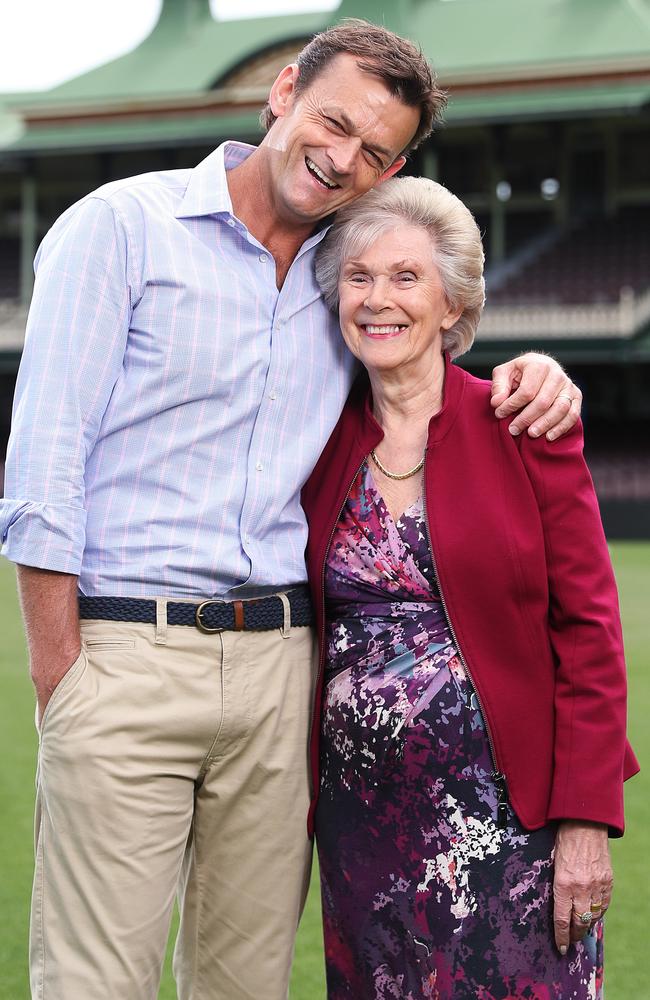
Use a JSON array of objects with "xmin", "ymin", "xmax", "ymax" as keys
[{"xmin": 315, "ymin": 176, "xmax": 485, "ymax": 358}]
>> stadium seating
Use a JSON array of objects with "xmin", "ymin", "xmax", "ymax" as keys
[
  {"xmin": 587, "ymin": 450, "xmax": 650, "ymax": 500},
  {"xmin": 488, "ymin": 206, "xmax": 650, "ymax": 306}
]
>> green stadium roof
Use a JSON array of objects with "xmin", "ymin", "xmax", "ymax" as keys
[
  {"xmin": 447, "ymin": 80, "xmax": 650, "ymax": 125},
  {"xmin": 21, "ymin": 3, "xmax": 326, "ymax": 104},
  {"xmin": 1, "ymin": 0, "xmax": 649, "ymax": 157},
  {"xmin": 5, "ymin": 80, "xmax": 650, "ymax": 157},
  {"xmin": 6, "ymin": 110, "xmax": 263, "ymax": 154},
  {"xmin": 31, "ymin": 0, "xmax": 650, "ymax": 102},
  {"xmin": 414, "ymin": 0, "xmax": 650, "ymax": 82}
]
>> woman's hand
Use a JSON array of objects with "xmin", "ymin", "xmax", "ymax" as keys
[
  {"xmin": 553, "ymin": 820, "xmax": 612, "ymax": 955},
  {"xmin": 490, "ymin": 353, "xmax": 582, "ymax": 440}
]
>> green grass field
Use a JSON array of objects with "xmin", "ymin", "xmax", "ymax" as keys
[{"xmin": 1, "ymin": 546, "xmax": 647, "ymax": 998}]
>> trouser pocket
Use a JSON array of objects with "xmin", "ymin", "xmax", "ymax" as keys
[{"xmin": 37, "ymin": 648, "xmax": 87, "ymax": 735}]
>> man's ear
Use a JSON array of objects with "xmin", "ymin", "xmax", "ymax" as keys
[
  {"xmin": 377, "ymin": 155, "xmax": 407, "ymax": 184},
  {"xmin": 268, "ymin": 63, "xmax": 300, "ymax": 120}
]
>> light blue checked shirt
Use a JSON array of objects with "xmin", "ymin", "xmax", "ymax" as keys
[{"xmin": 0, "ymin": 142, "xmax": 357, "ymax": 597}]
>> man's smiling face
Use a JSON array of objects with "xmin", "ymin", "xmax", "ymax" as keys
[{"xmin": 263, "ymin": 53, "xmax": 420, "ymax": 226}]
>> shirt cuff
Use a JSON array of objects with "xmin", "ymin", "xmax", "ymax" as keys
[{"xmin": 0, "ymin": 499, "xmax": 87, "ymax": 574}]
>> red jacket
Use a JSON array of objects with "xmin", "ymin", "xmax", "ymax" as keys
[{"xmin": 302, "ymin": 355, "xmax": 638, "ymax": 837}]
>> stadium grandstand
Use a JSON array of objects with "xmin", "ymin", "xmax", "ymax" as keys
[{"xmin": 1, "ymin": 0, "xmax": 649, "ymax": 534}]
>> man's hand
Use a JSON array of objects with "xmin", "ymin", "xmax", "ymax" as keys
[
  {"xmin": 553, "ymin": 820, "xmax": 612, "ymax": 956},
  {"xmin": 32, "ymin": 647, "xmax": 83, "ymax": 726},
  {"xmin": 17, "ymin": 565, "xmax": 81, "ymax": 726},
  {"xmin": 490, "ymin": 353, "xmax": 582, "ymax": 440}
]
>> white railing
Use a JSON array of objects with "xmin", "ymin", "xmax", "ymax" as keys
[
  {"xmin": 2, "ymin": 287, "xmax": 650, "ymax": 351},
  {"xmin": 479, "ymin": 287, "xmax": 650, "ymax": 340}
]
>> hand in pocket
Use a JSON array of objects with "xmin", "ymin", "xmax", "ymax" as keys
[{"xmin": 33, "ymin": 647, "xmax": 83, "ymax": 727}]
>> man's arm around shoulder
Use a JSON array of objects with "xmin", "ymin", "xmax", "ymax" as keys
[{"xmin": 490, "ymin": 352, "xmax": 582, "ymax": 440}]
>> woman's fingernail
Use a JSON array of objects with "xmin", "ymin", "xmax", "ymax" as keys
[
  {"xmin": 560, "ymin": 945, "xmax": 567, "ymax": 956},
  {"xmin": 509, "ymin": 425, "xmax": 521, "ymax": 436},
  {"xmin": 529, "ymin": 425, "xmax": 541, "ymax": 438}
]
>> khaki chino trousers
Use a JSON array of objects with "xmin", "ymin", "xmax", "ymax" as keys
[{"xmin": 30, "ymin": 605, "xmax": 318, "ymax": 1000}]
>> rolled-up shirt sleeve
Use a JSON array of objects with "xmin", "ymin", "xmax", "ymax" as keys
[{"xmin": 0, "ymin": 196, "xmax": 133, "ymax": 572}]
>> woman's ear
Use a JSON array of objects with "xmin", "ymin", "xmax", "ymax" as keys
[{"xmin": 441, "ymin": 305, "xmax": 463, "ymax": 331}]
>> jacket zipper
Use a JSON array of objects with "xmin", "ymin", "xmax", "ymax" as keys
[{"xmin": 421, "ymin": 450, "xmax": 510, "ymax": 829}]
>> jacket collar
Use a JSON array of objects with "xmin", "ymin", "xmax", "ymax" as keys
[{"xmin": 355, "ymin": 352, "xmax": 468, "ymax": 450}]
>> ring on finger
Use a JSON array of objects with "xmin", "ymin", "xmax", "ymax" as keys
[
  {"xmin": 576, "ymin": 910, "xmax": 592, "ymax": 926},
  {"xmin": 590, "ymin": 901, "xmax": 602, "ymax": 914},
  {"xmin": 556, "ymin": 393, "xmax": 574, "ymax": 405}
]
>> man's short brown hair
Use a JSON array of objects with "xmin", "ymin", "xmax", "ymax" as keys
[{"xmin": 259, "ymin": 18, "xmax": 446, "ymax": 156}]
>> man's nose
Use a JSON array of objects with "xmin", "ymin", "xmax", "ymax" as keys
[{"xmin": 329, "ymin": 136, "xmax": 361, "ymax": 176}]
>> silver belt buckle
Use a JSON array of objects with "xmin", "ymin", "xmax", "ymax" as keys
[{"xmin": 195, "ymin": 599, "xmax": 225, "ymax": 634}]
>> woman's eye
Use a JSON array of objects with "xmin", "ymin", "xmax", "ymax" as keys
[
  {"xmin": 348, "ymin": 273, "xmax": 369, "ymax": 284},
  {"xmin": 396, "ymin": 272, "xmax": 417, "ymax": 283},
  {"xmin": 325, "ymin": 117, "xmax": 343, "ymax": 130}
]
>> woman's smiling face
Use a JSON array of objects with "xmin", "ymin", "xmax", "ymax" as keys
[{"xmin": 337, "ymin": 223, "xmax": 461, "ymax": 378}]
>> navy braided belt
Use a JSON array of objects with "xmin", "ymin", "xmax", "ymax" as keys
[{"xmin": 78, "ymin": 586, "xmax": 314, "ymax": 634}]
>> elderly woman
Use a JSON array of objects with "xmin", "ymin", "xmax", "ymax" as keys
[{"xmin": 301, "ymin": 177, "xmax": 638, "ymax": 1000}]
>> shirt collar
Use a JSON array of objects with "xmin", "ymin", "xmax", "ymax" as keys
[
  {"xmin": 175, "ymin": 139, "xmax": 333, "ymax": 252},
  {"xmin": 175, "ymin": 141, "xmax": 256, "ymax": 220}
]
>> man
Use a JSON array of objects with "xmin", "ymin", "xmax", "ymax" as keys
[{"xmin": 0, "ymin": 20, "xmax": 581, "ymax": 1000}]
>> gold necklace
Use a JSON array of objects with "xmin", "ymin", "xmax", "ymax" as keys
[{"xmin": 370, "ymin": 448, "xmax": 425, "ymax": 481}]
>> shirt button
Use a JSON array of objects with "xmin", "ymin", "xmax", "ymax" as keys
[
  {"xmin": 269, "ymin": 392, "xmax": 277, "ymax": 400},
  {"xmin": 227, "ymin": 219, "xmax": 236, "ymax": 227},
  {"xmin": 255, "ymin": 462, "xmax": 263, "ymax": 471},
  {"xmin": 259, "ymin": 253, "xmax": 268, "ymax": 263}
]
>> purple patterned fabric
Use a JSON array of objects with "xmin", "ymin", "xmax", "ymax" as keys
[{"xmin": 316, "ymin": 463, "xmax": 603, "ymax": 999}]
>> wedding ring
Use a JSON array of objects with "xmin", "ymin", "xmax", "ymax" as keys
[
  {"xmin": 556, "ymin": 393, "xmax": 573, "ymax": 404},
  {"xmin": 577, "ymin": 910, "xmax": 592, "ymax": 926},
  {"xmin": 590, "ymin": 901, "xmax": 602, "ymax": 914}
]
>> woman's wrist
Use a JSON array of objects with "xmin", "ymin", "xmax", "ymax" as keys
[{"xmin": 558, "ymin": 819, "xmax": 608, "ymax": 834}]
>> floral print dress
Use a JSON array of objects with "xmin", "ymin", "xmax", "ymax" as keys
[{"xmin": 316, "ymin": 462, "xmax": 603, "ymax": 1000}]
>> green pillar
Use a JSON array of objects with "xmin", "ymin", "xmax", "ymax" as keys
[
  {"xmin": 553, "ymin": 124, "xmax": 569, "ymax": 228},
  {"xmin": 20, "ymin": 169, "xmax": 37, "ymax": 306},
  {"xmin": 489, "ymin": 163, "xmax": 506, "ymax": 264},
  {"xmin": 420, "ymin": 144, "xmax": 438, "ymax": 181},
  {"xmin": 604, "ymin": 127, "xmax": 617, "ymax": 217},
  {"xmin": 490, "ymin": 198, "xmax": 506, "ymax": 264},
  {"xmin": 488, "ymin": 129, "xmax": 507, "ymax": 264}
]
